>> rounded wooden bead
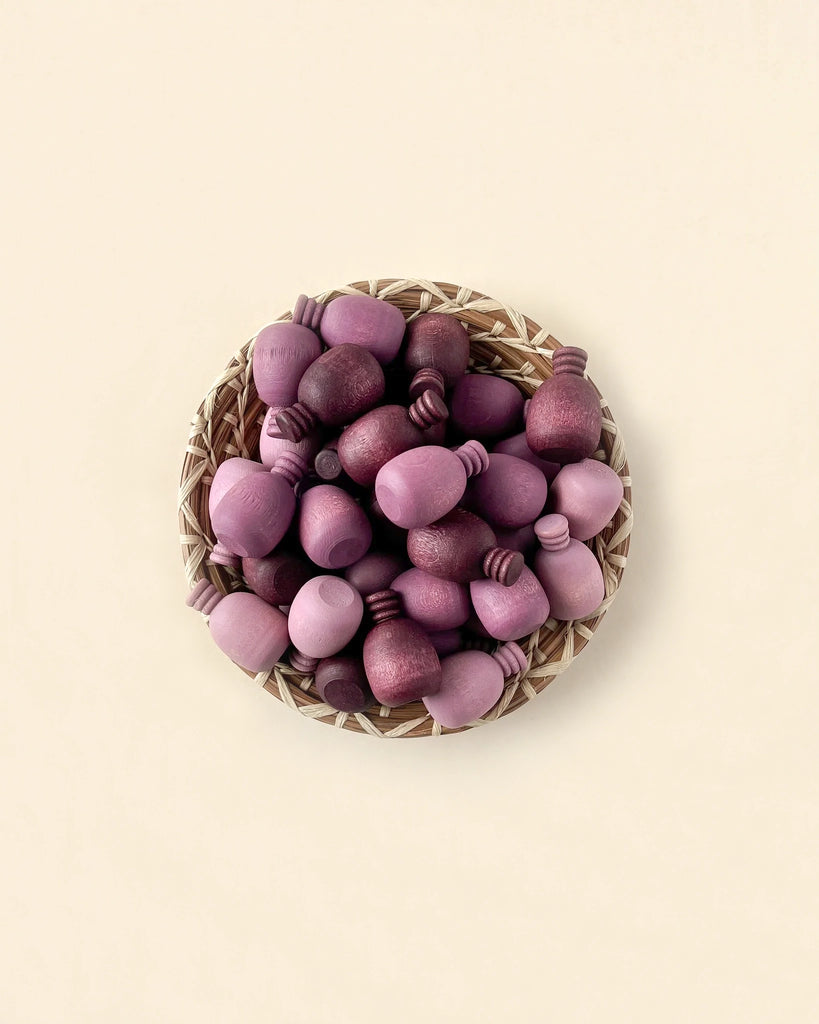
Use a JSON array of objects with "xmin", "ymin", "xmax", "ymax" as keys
[
  {"xmin": 187, "ymin": 579, "xmax": 289, "ymax": 673},
  {"xmin": 423, "ymin": 643, "xmax": 527, "ymax": 728},
  {"xmin": 469, "ymin": 566, "xmax": 551, "ymax": 641},
  {"xmin": 251, "ymin": 317, "xmax": 323, "ymax": 408},
  {"xmin": 374, "ymin": 440, "xmax": 489, "ymax": 529},
  {"xmin": 493, "ymin": 522, "xmax": 538, "ymax": 556},
  {"xmin": 549, "ymin": 458, "xmax": 624, "ymax": 541},
  {"xmin": 533, "ymin": 514, "xmax": 605, "ymax": 620},
  {"xmin": 450, "ymin": 374, "xmax": 524, "ymax": 439},
  {"xmin": 425, "ymin": 628, "xmax": 463, "ymax": 657},
  {"xmin": 362, "ymin": 590, "xmax": 442, "ymax": 707},
  {"xmin": 298, "ymin": 484, "xmax": 372, "ymax": 569},
  {"xmin": 315, "ymin": 655, "xmax": 372, "ymax": 712},
  {"xmin": 525, "ymin": 347, "xmax": 602, "ymax": 462},
  {"xmin": 208, "ymin": 458, "xmax": 268, "ymax": 518},
  {"xmin": 404, "ymin": 312, "xmax": 470, "ymax": 388},
  {"xmin": 390, "ymin": 567, "xmax": 471, "ymax": 631},
  {"xmin": 273, "ymin": 345, "xmax": 386, "ymax": 441},
  {"xmin": 462, "ymin": 453, "xmax": 549, "ymax": 529},
  {"xmin": 344, "ymin": 551, "xmax": 406, "ymax": 597},
  {"xmin": 259, "ymin": 407, "xmax": 322, "ymax": 469},
  {"xmin": 406, "ymin": 507, "xmax": 524, "ymax": 587},
  {"xmin": 241, "ymin": 551, "xmax": 313, "ymax": 606},
  {"xmin": 337, "ymin": 391, "xmax": 448, "ymax": 487},
  {"xmin": 288, "ymin": 575, "xmax": 364, "ymax": 659},
  {"xmin": 320, "ymin": 293, "xmax": 406, "ymax": 365},
  {"xmin": 492, "ymin": 431, "xmax": 561, "ymax": 482}
]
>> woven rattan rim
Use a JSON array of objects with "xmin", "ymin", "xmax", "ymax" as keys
[{"xmin": 178, "ymin": 279, "xmax": 633, "ymax": 737}]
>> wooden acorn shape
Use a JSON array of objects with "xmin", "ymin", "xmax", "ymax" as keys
[
  {"xmin": 314, "ymin": 655, "xmax": 372, "ymax": 713},
  {"xmin": 406, "ymin": 508, "xmax": 524, "ymax": 587},
  {"xmin": 423, "ymin": 642, "xmax": 528, "ymax": 729},
  {"xmin": 320, "ymin": 293, "xmax": 406, "ymax": 365},
  {"xmin": 525, "ymin": 347, "xmax": 602, "ymax": 463},
  {"xmin": 251, "ymin": 296, "xmax": 324, "ymax": 408},
  {"xmin": 298, "ymin": 484, "xmax": 372, "ymax": 569},
  {"xmin": 259, "ymin": 407, "xmax": 322, "ymax": 469},
  {"xmin": 425, "ymin": 628, "xmax": 463, "ymax": 657},
  {"xmin": 374, "ymin": 440, "xmax": 489, "ymax": 529},
  {"xmin": 450, "ymin": 373, "xmax": 524, "ymax": 439},
  {"xmin": 362, "ymin": 590, "xmax": 442, "ymax": 707},
  {"xmin": 209, "ymin": 452, "xmax": 308, "ymax": 567},
  {"xmin": 390, "ymin": 567, "xmax": 471, "ymax": 631},
  {"xmin": 336, "ymin": 391, "xmax": 449, "ymax": 487},
  {"xmin": 533, "ymin": 514, "xmax": 605, "ymax": 621},
  {"xmin": 270, "ymin": 344, "xmax": 386, "ymax": 442},
  {"xmin": 549, "ymin": 458, "xmax": 624, "ymax": 541},
  {"xmin": 462, "ymin": 453, "xmax": 549, "ymax": 529},
  {"xmin": 404, "ymin": 313, "xmax": 470, "ymax": 393},
  {"xmin": 493, "ymin": 522, "xmax": 538, "ymax": 556},
  {"xmin": 492, "ymin": 431, "xmax": 560, "ymax": 482},
  {"xmin": 186, "ymin": 578, "xmax": 289, "ymax": 673},
  {"xmin": 288, "ymin": 575, "xmax": 364, "ymax": 661},
  {"xmin": 469, "ymin": 566, "xmax": 551, "ymax": 641},
  {"xmin": 241, "ymin": 550, "xmax": 313, "ymax": 607},
  {"xmin": 344, "ymin": 551, "xmax": 406, "ymax": 597}
]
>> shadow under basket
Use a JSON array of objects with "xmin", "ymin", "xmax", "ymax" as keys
[{"xmin": 178, "ymin": 279, "xmax": 633, "ymax": 737}]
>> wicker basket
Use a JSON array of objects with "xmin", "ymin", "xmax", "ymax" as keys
[{"xmin": 178, "ymin": 279, "xmax": 633, "ymax": 737}]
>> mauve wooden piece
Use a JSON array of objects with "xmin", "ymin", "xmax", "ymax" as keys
[
  {"xmin": 469, "ymin": 566, "xmax": 551, "ymax": 641},
  {"xmin": 390, "ymin": 567, "xmax": 471, "ymax": 631},
  {"xmin": 336, "ymin": 391, "xmax": 448, "ymax": 487},
  {"xmin": 271, "ymin": 344, "xmax": 386, "ymax": 442},
  {"xmin": 241, "ymin": 551, "xmax": 313, "ymax": 607},
  {"xmin": 462, "ymin": 453, "xmax": 549, "ymax": 529},
  {"xmin": 404, "ymin": 313, "xmax": 470, "ymax": 390},
  {"xmin": 344, "ymin": 551, "xmax": 406, "ymax": 597},
  {"xmin": 423, "ymin": 643, "xmax": 528, "ymax": 728},
  {"xmin": 259, "ymin": 407, "xmax": 323, "ymax": 469},
  {"xmin": 251, "ymin": 306, "xmax": 323, "ymax": 408},
  {"xmin": 494, "ymin": 522, "xmax": 538, "ymax": 556},
  {"xmin": 320, "ymin": 293, "xmax": 406, "ymax": 365},
  {"xmin": 406, "ymin": 508, "xmax": 524, "ymax": 587},
  {"xmin": 315, "ymin": 655, "xmax": 372, "ymax": 713},
  {"xmin": 492, "ymin": 431, "xmax": 560, "ymax": 482},
  {"xmin": 533, "ymin": 514, "xmax": 605, "ymax": 621},
  {"xmin": 298, "ymin": 484, "xmax": 372, "ymax": 569},
  {"xmin": 425, "ymin": 628, "xmax": 463, "ymax": 657},
  {"xmin": 208, "ymin": 457, "xmax": 268, "ymax": 517},
  {"xmin": 210, "ymin": 452, "xmax": 308, "ymax": 566},
  {"xmin": 549, "ymin": 458, "xmax": 624, "ymax": 541},
  {"xmin": 525, "ymin": 347, "xmax": 602, "ymax": 462},
  {"xmin": 450, "ymin": 374, "xmax": 524, "ymax": 439},
  {"xmin": 288, "ymin": 575, "xmax": 364, "ymax": 659},
  {"xmin": 186, "ymin": 579, "xmax": 289, "ymax": 673},
  {"xmin": 374, "ymin": 440, "xmax": 489, "ymax": 529},
  {"xmin": 362, "ymin": 590, "xmax": 442, "ymax": 707}
]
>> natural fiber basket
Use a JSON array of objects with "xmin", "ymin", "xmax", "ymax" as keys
[{"xmin": 178, "ymin": 279, "xmax": 633, "ymax": 737}]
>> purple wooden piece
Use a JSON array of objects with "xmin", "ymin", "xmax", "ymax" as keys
[
  {"xmin": 252, "ymin": 304, "xmax": 323, "ymax": 408},
  {"xmin": 425, "ymin": 629, "xmax": 463, "ymax": 657},
  {"xmin": 208, "ymin": 458, "xmax": 268, "ymax": 517},
  {"xmin": 390, "ymin": 567, "xmax": 471, "ymax": 631},
  {"xmin": 344, "ymin": 551, "xmax": 406, "ymax": 597},
  {"xmin": 320, "ymin": 293, "xmax": 406, "ymax": 365},
  {"xmin": 469, "ymin": 566, "xmax": 551, "ymax": 641},
  {"xmin": 241, "ymin": 551, "xmax": 313, "ymax": 607},
  {"xmin": 406, "ymin": 508, "xmax": 524, "ymax": 587},
  {"xmin": 288, "ymin": 575, "xmax": 364, "ymax": 659},
  {"xmin": 533, "ymin": 514, "xmax": 605, "ymax": 621},
  {"xmin": 315, "ymin": 655, "xmax": 372, "ymax": 712},
  {"xmin": 367, "ymin": 493, "xmax": 410, "ymax": 550},
  {"xmin": 404, "ymin": 313, "xmax": 470, "ymax": 390},
  {"xmin": 362, "ymin": 590, "xmax": 442, "ymax": 707},
  {"xmin": 186, "ymin": 579, "xmax": 289, "ymax": 673},
  {"xmin": 525, "ymin": 347, "xmax": 602, "ymax": 462},
  {"xmin": 450, "ymin": 374, "xmax": 524, "ymax": 439},
  {"xmin": 298, "ymin": 484, "xmax": 372, "ymax": 569},
  {"xmin": 492, "ymin": 431, "xmax": 560, "ymax": 482},
  {"xmin": 259, "ymin": 407, "xmax": 322, "ymax": 469},
  {"xmin": 313, "ymin": 438, "xmax": 342, "ymax": 480},
  {"xmin": 462, "ymin": 453, "xmax": 549, "ymax": 529},
  {"xmin": 549, "ymin": 459, "xmax": 624, "ymax": 541},
  {"xmin": 374, "ymin": 440, "xmax": 489, "ymax": 529},
  {"xmin": 493, "ymin": 522, "xmax": 538, "ymax": 556},
  {"xmin": 423, "ymin": 643, "xmax": 528, "ymax": 728}
]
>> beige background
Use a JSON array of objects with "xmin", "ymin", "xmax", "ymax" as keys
[{"xmin": 1, "ymin": 1, "xmax": 817, "ymax": 1021}]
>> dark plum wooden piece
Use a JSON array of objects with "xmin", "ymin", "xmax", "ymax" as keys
[
  {"xmin": 298, "ymin": 484, "xmax": 372, "ymax": 569},
  {"xmin": 525, "ymin": 347, "xmax": 602, "ymax": 462},
  {"xmin": 272, "ymin": 345, "xmax": 385, "ymax": 442},
  {"xmin": 533, "ymin": 514, "xmax": 605, "ymax": 621},
  {"xmin": 259, "ymin": 407, "xmax": 323, "ymax": 469},
  {"xmin": 344, "ymin": 551, "xmax": 406, "ymax": 597},
  {"xmin": 423, "ymin": 643, "xmax": 528, "ymax": 728},
  {"xmin": 390, "ymin": 567, "xmax": 471, "ymax": 631},
  {"xmin": 251, "ymin": 310, "xmax": 323, "ymax": 408},
  {"xmin": 425, "ymin": 629, "xmax": 463, "ymax": 657},
  {"xmin": 469, "ymin": 566, "xmax": 551, "ymax": 641},
  {"xmin": 241, "ymin": 551, "xmax": 314, "ymax": 607},
  {"xmin": 462, "ymin": 453, "xmax": 549, "ymax": 529},
  {"xmin": 406, "ymin": 507, "xmax": 524, "ymax": 587},
  {"xmin": 336, "ymin": 391, "xmax": 448, "ymax": 487},
  {"xmin": 492, "ymin": 431, "xmax": 560, "ymax": 482},
  {"xmin": 313, "ymin": 438, "xmax": 342, "ymax": 480},
  {"xmin": 494, "ymin": 522, "xmax": 538, "ymax": 557},
  {"xmin": 320, "ymin": 293, "xmax": 406, "ymax": 365},
  {"xmin": 362, "ymin": 590, "xmax": 442, "ymax": 707},
  {"xmin": 548, "ymin": 458, "xmax": 624, "ymax": 541},
  {"xmin": 315, "ymin": 655, "xmax": 372, "ymax": 712},
  {"xmin": 404, "ymin": 313, "xmax": 470, "ymax": 389},
  {"xmin": 450, "ymin": 374, "xmax": 524, "ymax": 439},
  {"xmin": 288, "ymin": 575, "xmax": 364, "ymax": 659}
]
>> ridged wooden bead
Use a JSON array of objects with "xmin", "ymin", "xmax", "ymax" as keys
[
  {"xmin": 288, "ymin": 575, "xmax": 364, "ymax": 659},
  {"xmin": 406, "ymin": 507, "xmax": 524, "ymax": 587},
  {"xmin": 469, "ymin": 566, "xmax": 551, "ymax": 641},
  {"xmin": 525, "ymin": 347, "xmax": 602, "ymax": 462},
  {"xmin": 362, "ymin": 590, "xmax": 442, "ymax": 707},
  {"xmin": 404, "ymin": 313, "xmax": 470, "ymax": 389},
  {"xmin": 423, "ymin": 643, "xmax": 528, "ymax": 728},
  {"xmin": 320, "ymin": 293, "xmax": 406, "ymax": 365},
  {"xmin": 450, "ymin": 374, "xmax": 524, "ymax": 439},
  {"xmin": 462, "ymin": 453, "xmax": 549, "ymax": 529},
  {"xmin": 549, "ymin": 459, "xmax": 624, "ymax": 541},
  {"xmin": 259, "ymin": 407, "xmax": 322, "ymax": 469},
  {"xmin": 298, "ymin": 484, "xmax": 372, "ymax": 569},
  {"xmin": 533, "ymin": 514, "xmax": 604, "ymax": 620}
]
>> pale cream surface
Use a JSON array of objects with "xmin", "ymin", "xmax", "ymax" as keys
[{"xmin": 1, "ymin": 2, "xmax": 817, "ymax": 1021}]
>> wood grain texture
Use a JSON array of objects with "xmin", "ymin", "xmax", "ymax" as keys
[
  {"xmin": 298, "ymin": 484, "xmax": 372, "ymax": 569},
  {"xmin": 525, "ymin": 347, "xmax": 602, "ymax": 462},
  {"xmin": 406, "ymin": 507, "xmax": 523, "ymax": 586},
  {"xmin": 404, "ymin": 312, "xmax": 470, "ymax": 387}
]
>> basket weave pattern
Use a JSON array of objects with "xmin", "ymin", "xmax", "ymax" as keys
[{"xmin": 178, "ymin": 280, "xmax": 633, "ymax": 737}]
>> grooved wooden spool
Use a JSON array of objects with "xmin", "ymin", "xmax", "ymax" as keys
[{"xmin": 178, "ymin": 279, "xmax": 633, "ymax": 738}]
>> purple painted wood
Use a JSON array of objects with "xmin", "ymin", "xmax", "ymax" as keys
[
  {"xmin": 492, "ymin": 431, "xmax": 560, "ymax": 482},
  {"xmin": 533, "ymin": 514, "xmax": 605, "ymax": 621},
  {"xmin": 423, "ymin": 642, "xmax": 528, "ymax": 728},
  {"xmin": 462, "ymin": 453, "xmax": 549, "ymax": 529},
  {"xmin": 320, "ymin": 293, "xmax": 406, "ymax": 365},
  {"xmin": 241, "ymin": 551, "xmax": 314, "ymax": 607},
  {"xmin": 493, "ymin": 522, "xmax": 538, "ymax": 556},
  {"xmin": 549, "ymin": 458, "xmax": 624, "ymax": 541},
  {"xmin": 298, "ymin": 484, "xmax": 372, "ymax": 569},
  {"xmin": 390, "ymin": 567, "xmax": 471, "ymax": 631},
  {"xmin": 525, "ymin": 347, "xmax": 602, "ymax": 462},
  {"xmin": 251, "ymin": 312, "xmax": 323, "ymax": 408},
  {"xmin": 450, "ymin": 374, "xmax": 524, "ymax": 439},
  {"xmin": 287, "ymin": 575, "xmax": 364, "ymax": 659},
  {"xmin": 208, "ymin": 458, "xmax": 268, "ymax": 521},
  {"xmin": 469, "ymin": 566, "xmax": 551, "ymax": 641},
  {"xmin": 404, "ymin": 313, "xmax": 470, "ymax": 390},
  {"xmin": 362, "ymin": 590, "xmax": 442, "ymax": 707},
  {"xmin": 344, "ymin": 551, "xmax": 406, "ymax": 597},
  {"xmin": 425, "ymin": 628, "xmax": 463, "ymax": 657},
  {"xmin": 315, "ymin": 655, "xmax": 372, "ymax": 712},
  {"xmin": 406, "ymin": 508, "xmax": 524, "ymax": 586},
  {"xmin": 259, "ymin": 407, "xmax": 323, "ymax": 469}
]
